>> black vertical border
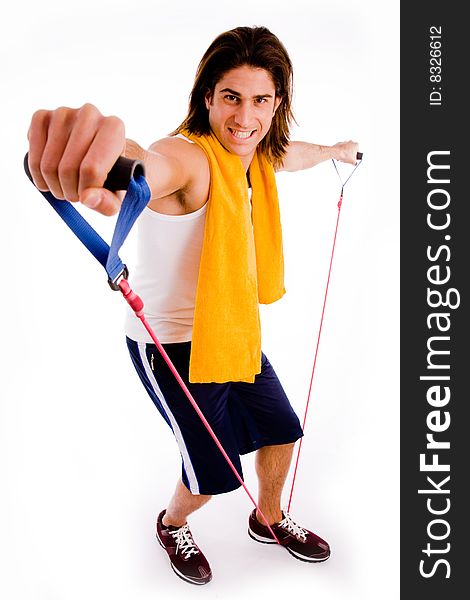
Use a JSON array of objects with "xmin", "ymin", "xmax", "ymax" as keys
[{"xmin": 401, "ymin": 3, "xmax": 468, "ymax": 599}]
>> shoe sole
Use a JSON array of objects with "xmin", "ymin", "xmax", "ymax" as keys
[
  {"xmin": 156, "ymin": 534, "xmax": 212, "ymax": 585},
  {"xmin": 247, "ymin": 528, "xmax": 278, "ymax": 545},
  {"xmin": 248, "ymin": 528, "xmax": 331, "ymax": 563}
]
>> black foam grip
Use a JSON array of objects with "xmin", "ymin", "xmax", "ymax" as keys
[
  {"xmin": 23, "ymin": 153, "xmax": 34, "ymax": 184},
  {"xmin": 23, "ymin": 153, "xmax": 145, "ymax": 192},
  {"xmin": 103, "ymin": 156, "xmax": 145, "ymax": 191},
  {"xmin": 356, "ymin": 152, "xmax": 363, "ymax": 160}
]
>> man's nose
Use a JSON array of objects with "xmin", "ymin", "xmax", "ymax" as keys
[{"xmin": 233, "ymin": 102, "xmax": 253, "ymax": 127}]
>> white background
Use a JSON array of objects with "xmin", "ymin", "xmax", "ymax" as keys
[{"xmin": 0, "ymin": 1, "xmax": 399, "ymax": 598}]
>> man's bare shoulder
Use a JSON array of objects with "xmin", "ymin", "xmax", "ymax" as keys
[
  {"xmin": 147, "ymin": 135, "xmax": 210, "ymax": 212},
  {"xmin": 148, "ymin": 135, "xmax": 208, "ymax": 169}
]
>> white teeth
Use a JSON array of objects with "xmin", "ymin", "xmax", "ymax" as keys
[{"xmin": 230, "ymin": 129, "xmax": 254, "ymax": 139}]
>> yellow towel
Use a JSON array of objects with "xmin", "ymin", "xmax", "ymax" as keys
[{"xmin": 184, "ymin": 131, "xmax": 285, "ymax": 383}]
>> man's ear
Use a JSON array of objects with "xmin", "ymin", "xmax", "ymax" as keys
[
  {"xmin": 205, "ymin": 90, "xmax": 213, "ymax": 110},
  {"xmin": 273, "ymin": 96, "xmax": 282, "ymax": 115}
]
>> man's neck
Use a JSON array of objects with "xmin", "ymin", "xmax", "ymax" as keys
[{"xmin": 240, "ymin": 150, "xmax": 256, "ymax": 172}]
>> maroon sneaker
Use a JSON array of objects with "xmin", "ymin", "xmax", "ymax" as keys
[
  {"xmin": 248, "ymin": 509, "xmax": 330, "ymax": 563},
  {"xmin": 156, "ymin": 510, "xmax": 212, "ymax": 585}
]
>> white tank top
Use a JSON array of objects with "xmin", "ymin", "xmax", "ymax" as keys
[{"xmin": 124, "ymin": 192, "xmax": 207, "ymax": 344}]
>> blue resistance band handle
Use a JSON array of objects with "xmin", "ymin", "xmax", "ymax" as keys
[{"xmin": 23, "ymin": 153, "xmax": 151, "ymax": 288}]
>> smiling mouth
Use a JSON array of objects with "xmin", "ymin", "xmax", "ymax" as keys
[{"xmin": 228, "ymin": 128, "xmax": 257, "ymax": 139}]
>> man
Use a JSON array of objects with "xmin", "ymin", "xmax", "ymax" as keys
[{"xmin": 28, "ymin": 26, "xmax": 358, "ymax": 586}]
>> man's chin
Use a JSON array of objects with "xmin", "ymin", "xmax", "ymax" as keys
[{"xmin": 224, "ymin": 137, "xmax": 257, "ymax": 157}]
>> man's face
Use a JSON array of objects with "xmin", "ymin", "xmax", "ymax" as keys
[{"xmin": 205, "ymin": 65, "xmax": 281, "ymax": 169}]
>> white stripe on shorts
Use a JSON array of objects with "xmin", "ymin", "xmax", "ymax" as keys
[{"xmin": 137, "ymin": 342, "xmax": 200, "ymax": 494}]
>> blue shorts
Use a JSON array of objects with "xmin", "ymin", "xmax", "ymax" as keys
[{"xmin": 126, "ymin": 338, "xmax": 303, "ymax": 495}]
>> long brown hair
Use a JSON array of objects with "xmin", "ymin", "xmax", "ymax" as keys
[{"xmin": 173, "ymin": 26, "xmax": 295, "ymax": 167}]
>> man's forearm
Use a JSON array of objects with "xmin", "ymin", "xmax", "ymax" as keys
[{"xmin": 279, "ymin": 140, "xmax": 359, "ymax": 172}]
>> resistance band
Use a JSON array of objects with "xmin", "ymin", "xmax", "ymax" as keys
[
  {"xmin": 287, "ymin": 154, "xmax": 363, "ymax": 512},
  {"xmin": 24, "ymin": 154, "xmax": 281, "ymax": 545}
]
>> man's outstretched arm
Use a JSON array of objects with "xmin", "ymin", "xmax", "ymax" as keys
[
  {"xmin": 277, "ymin": 140, "xmax": 359, "ymax": 172},
  {"xmin": 27, "ymin": 104, "xmax": 207, "ymax": 217}
]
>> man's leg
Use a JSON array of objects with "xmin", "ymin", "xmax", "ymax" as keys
[
  {"xmin": 157, "ymin": 479, "xmax": 213, "ymax": 585},
  {"xmin": 255, "ymin": 442, "xmax": 295, "ymax": 524},
  {"xmin": 250, "ymin": 441, "xmax": 331, "ymax": 562},
  {"xmin": 163, "ymin": 479, "xmax": 212, "ymax": 527}
]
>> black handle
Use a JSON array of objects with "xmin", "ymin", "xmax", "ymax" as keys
[
  {"xmin": 103, "ymin": 156, "xmax": 145, "ymax": 191},
  {"xmin": 23, "ymin": 153, "xmax": 145, "ymax": 192},
  {"xmin": 356, "ymin": 152, "xmax": 363, "ymax": 160}
]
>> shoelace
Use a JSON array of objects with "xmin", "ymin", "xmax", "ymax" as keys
[
  {"xmin": 278, "ymin": 512, "xmax": 308, "ymax": 542},
  {"xmin": 169, "ymin": 524, "xmax": 200, "ymax": 559}
]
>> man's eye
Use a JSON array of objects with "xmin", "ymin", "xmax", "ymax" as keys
[
  {"xmin": 256, "ymin": 97, "xmax": 268, "ymax": 104},
  {"xmin": 225, "ymin": 95, "xmax": 239, "ymax": 102}
]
